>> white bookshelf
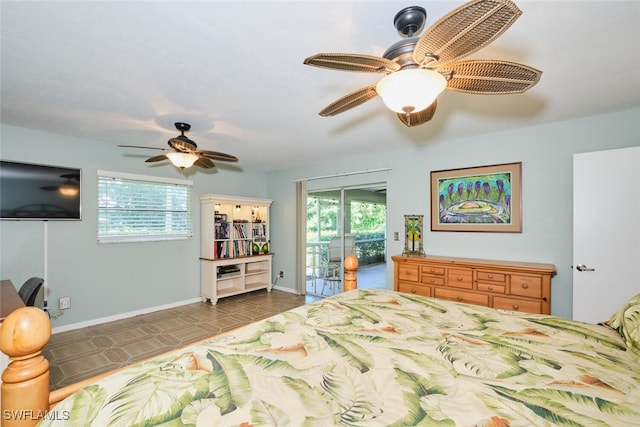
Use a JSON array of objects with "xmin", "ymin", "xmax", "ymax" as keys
[{"xmin": 200, "ymin": 194, "xmax": 273, "ymax": 304}]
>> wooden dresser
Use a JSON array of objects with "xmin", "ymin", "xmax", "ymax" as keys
[{"xmin": 392, "ymin": 255, "xmax": 556, "ymax": 314}]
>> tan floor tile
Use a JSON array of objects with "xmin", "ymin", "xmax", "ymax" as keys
[
  {"xmin": 60, "ymin": 352, "xmax": 112, "ymax": 377},
  {"xmin": 45, "ymin": 290, "xmax": 308, "ymax": 390},
  {"xmin": 45, "ymin": 339, "xmax": 98, "ymax": 362},
  {"xmin": 91, "ymin": 335, "xmax": 114, "ymax": 348}
]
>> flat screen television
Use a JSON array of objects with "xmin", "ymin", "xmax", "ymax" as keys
[{"xmin": 0, "ymin": 160, "xmax": 82, "ymax": 220}]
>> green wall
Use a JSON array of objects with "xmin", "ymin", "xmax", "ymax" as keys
[
  {"xmin": 0, "ymin": 124, "xmax": 268, "ymax": 329},
  {"xmin": 267, "ymin": 108, "xmax": 639, "ymax": 318},
  {"xmin": 1, "ymin": 107, "xmax": 638, "ymax": 328}
]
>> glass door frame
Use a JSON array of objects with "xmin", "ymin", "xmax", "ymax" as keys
[{"xmin": 305, "ymin": 183, "xmax": 386, "ymax": 296}]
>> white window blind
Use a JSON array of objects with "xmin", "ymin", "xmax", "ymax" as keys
[{"xmin": 97, "ymin": 170, "xmax": 193, "ymax": 243}]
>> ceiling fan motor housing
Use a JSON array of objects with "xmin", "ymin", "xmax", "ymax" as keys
[
  {"xmin": 168, "ymin": 122, "xmax": 198, "ymax": 151},
  {"xmin": 383, "ymin": 38, "xmax": 420, "ymax": 69},
  {"xmin": 168, "ymin": 136, "xmax": 198, "ymax": 151},
  {"xmin": 393, "ymin": 6, "xmax": 426, "ymax": 38},
  {"xmin": 385, "ymin": 6, "xmax": 428, "ymax": 70}
]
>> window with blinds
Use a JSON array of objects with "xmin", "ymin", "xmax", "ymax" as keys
[{"xmin": 97, "ymin": 170, "xmax": 193, "ymax": 243}]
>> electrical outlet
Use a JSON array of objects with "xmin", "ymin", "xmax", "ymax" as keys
[
  {"xmin": 394, "ymin": 231, "xmax": 399, "ymax": 241},
  {"xmin": 59, "ymin": 296, "xmax": 71, "ymax": 310},
  {"xmin": 278, "ymin": 271, "xmax": 284, "ymax": 278}
]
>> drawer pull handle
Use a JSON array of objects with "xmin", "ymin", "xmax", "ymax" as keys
[
  {"xmin": 488, "ymin": 274, "xmax": 493, "ymax": 279},
  {"xmin": 456, "ymin": 297, "xmax": 463, "ymax": 302},
  {"xmin": 488, "ymin": 286, "xmax": 494, "ymax": 291},
  {"xmin": 457, "ymin": 277, "xmax": 463, "ymax": 281},
  {"xmin": 521, "ymin": 284, "xmax": 529, "ymax": 289},
  {"xmin": 411, "ymin": 288, "xmax": 417, "ymax": 294},
  {"xmin": 429, "ymin": 279, "xmax": 434, "ymax": 284},
  {"xmin": 513, "ymin": 305, "xmax": 519, "ymax": 310}
]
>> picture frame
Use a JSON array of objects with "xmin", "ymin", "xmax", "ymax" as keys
[
  {"xmin": 403, "ymin": 215, "xmax": 425, "ymax": 255},
  {"xmin": 431, "ymin": 162, "xmax": 522, "ymax": 232}
]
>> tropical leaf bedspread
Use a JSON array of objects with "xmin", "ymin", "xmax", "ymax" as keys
[{"xmin": 42, "ymin": 289, "xmax": 640, "ymax": 426}]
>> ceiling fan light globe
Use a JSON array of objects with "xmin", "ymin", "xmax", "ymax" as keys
[
  {"xmin": 59, "ymin": 184, "xmax": 79, "ymax": 197},
  {"xmin": 376, "ymin": 69, "xmax": 446, "ymax": 114},
  {"xmin": 166, "ymin": 152, "xmax": 199, "ymax": 169}
]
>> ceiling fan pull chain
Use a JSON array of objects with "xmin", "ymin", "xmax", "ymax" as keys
[{"xmin": 402, "ymin": 107, "xmax": 414, "ymax": 126}]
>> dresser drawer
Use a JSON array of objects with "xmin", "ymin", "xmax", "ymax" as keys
[
  {"xmin": 421, "ymin": 265, "xmax": 445, "ymax": 276},
  {"xmin": 493, "ymin": 296, "xmax": 541, "ymax": 314},
  {"xmin": 511, "ymin": 275, "xmax": 542, "ymax": 298},
  {"xmin": 435, "ymin": 288, "xmax": 489, "ymax": 307},
  {"xmin": 397, "ymin": 265, "xmax": 419, "ymax": 283},
  {"xmin": 398, "ymin": 282, "xmax": 431, "ymax": 297},
  {"xmin": 477, "ymin": 283, "xmax": 505, "ymax": 294},
  {"xmin": 392, "ymin": 255, "xmax": 555, "ymax": 315},
  {"xmin": 477, "ymin": 271, "xmax": 506, "ymax": 283},
  {"xmin": 421, "ymin": 275, "xmax": 445, "ymax": 286},
  {"xmin": 447, "ymin": 268, "xmax": 473, "ymax": 289}
]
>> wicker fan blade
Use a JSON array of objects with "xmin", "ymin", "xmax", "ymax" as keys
[
  {"xmin": 304, "ymin": 53, "xmax": 400, "ymax": 74},
  {"xmin": 437, "ymin": 59, "xmax": 541, "ymax": 94},
  {"xmin": 319, "ymin": 84, "xmax": 379, "ymax": 117},
  {"xmin": 145, "ymin": 154, "xmax": 169, "ymax": 163},
  {"xmin": 118, "ymin": 144, "xmax": 165, "ymax": 151},
  {"xmin": 196, "ymin": 150, "xmax": 239, "ymax": 162},
  {"xmin": 413, "ymin": 0, "xmax": 521, "ymax": 66},
  {"xmin": 396, "ymin": 101, "xmax": 438, "ymax": 127},
  {"xmin": 194, "ymin": 157, "xmax": 215, "ymax": 169}
]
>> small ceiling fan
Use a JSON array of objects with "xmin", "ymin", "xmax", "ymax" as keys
[
  {"xmin": 119, "ymin": 122, "xmax": 239, "ymax": 169},
  {"xmin": 41, "ymin": 173, "xmax": 80, "ymax": 196},
  {"xmin": 304, "ymin": 0, "xmax": 541, "ymax": 127}
]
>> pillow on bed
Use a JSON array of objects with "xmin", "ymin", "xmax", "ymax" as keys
[{"xmin": 605, "ymin": 293, "xmax": 640, "ymax": 355}]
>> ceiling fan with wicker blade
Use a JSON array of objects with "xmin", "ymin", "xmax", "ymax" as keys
[
  {"xmin": 304, "ymin": 0, "xmax": 541, "ymax": 127},
  {"xmin": 119, "ymin": 122, "xmax": 239, "ymax": 169}
]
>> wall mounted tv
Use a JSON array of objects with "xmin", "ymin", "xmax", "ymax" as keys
[{"xmin": 0, "ymin": 160, "xmax": 82, "ymax": 220}]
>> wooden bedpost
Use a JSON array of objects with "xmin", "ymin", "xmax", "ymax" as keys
[
  {"xmin": 343, "ymin": 253, "xmax": 359, "ymax": 291},
  {"xmin": 1, "ymin": 307, "xmax": 52, "ymax": 427}
]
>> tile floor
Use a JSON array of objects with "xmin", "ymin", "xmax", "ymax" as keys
[
  {"xmin": 44, "ymin": 289, "xmax": 316, "ymax": 390},
  {"xmin": 44, "ymin": 262, "xmax": 388, "ymax": 391}
]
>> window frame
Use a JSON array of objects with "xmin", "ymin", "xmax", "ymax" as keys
[{"xmin": 97, "ymin": 170, "xmax": 193, "ymax": 244}]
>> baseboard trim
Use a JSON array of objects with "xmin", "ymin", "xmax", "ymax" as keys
[
  {"xmin": 271, "ymin": 285, "xmax": 298, "ymax": 294},
  {"xmin": 51, "ymin": 298, "xmax": 202, "ymax": 334}
]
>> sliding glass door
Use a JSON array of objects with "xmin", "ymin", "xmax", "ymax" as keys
[{"xmin": 305, "ymin": 185, "xmax": 386, "ymax": 297}]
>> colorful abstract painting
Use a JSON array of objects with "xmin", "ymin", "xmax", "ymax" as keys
[{"xmin": 431, "ymin": 162, "xmax": 522, "ymax": 232}]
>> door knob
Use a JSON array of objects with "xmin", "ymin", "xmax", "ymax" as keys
[{"xmin": 576, "ymin": 264, "xmax": 595, "ymax": 272}]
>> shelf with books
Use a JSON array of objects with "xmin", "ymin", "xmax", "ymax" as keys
[{"xmin": 200, "ymin": 194, "xmax": 273, "ymax": 304}]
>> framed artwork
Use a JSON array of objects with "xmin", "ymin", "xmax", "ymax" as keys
[
  {"xmin": 431, "ymin": 162, "xmax": 522, "ymax": 232},
  {"xmin": 403, "ymin": 215, "xmax": 425, "ymax": 255}
]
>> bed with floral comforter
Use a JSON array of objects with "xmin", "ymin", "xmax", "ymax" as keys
[{"xmin": 41, "ymin": 289, "xmax": 640, "ymax": 426}]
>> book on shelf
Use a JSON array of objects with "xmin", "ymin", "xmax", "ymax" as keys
[
  {"xmin": 214, "ymin": 241, "xmax": 232, "ymax": 259},
  {"xmin": 233, "ymin": 240, "xmax": 251, "ymax": 257},
  {"xmin": 232, "ymin": 223, "xmax": 249, "ymax": 239},
  {"xmin": 215, "ymin": 223, "xmax": 229, "ymax": 239}
]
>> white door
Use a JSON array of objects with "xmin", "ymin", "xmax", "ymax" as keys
[{"xmin": 572, "ymin": 146, "xmax": 640, "ymax": 323}]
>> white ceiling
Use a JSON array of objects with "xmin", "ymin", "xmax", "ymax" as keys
[{"xmin": 2, "ymin": 1, "xmax": 639, "ymax": 172}]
